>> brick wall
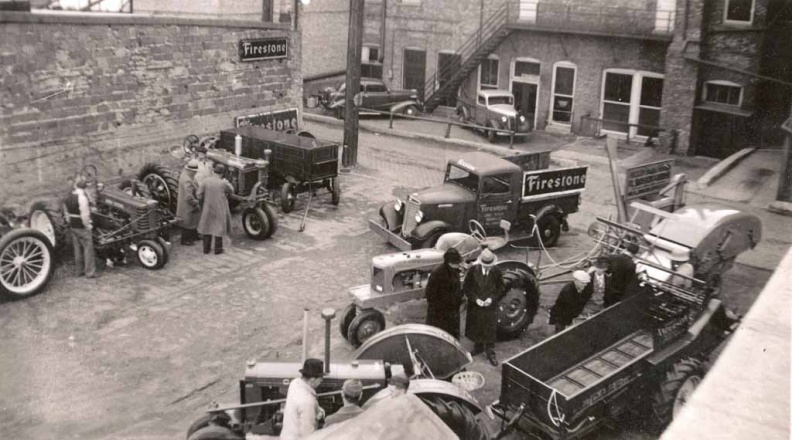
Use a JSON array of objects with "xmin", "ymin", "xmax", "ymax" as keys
[
  {"xmin": 301, "ymin": 0, "xmax": 349, "ymax": 78},
  {"xmin": 0, "ymin": 12, "xmax": 300, "ymax": 206}
]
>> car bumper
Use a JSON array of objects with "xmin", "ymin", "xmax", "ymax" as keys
[{"xmin": 368, "ymin": 219, "xmax": 414, "ymax": 251}]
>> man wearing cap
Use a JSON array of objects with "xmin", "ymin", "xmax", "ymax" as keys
[
  {"xmin": 549, "ymin": 270, "xmax": 592, "ymax": 333},
  {"xmin": 607, "ymin": 240, "xmax": 640, "ymax": 304},
  {"xmin": 176, "ymin": 160, "xmax": 201, "ymax": 246},
  {"xmin": 281, "ymin": 358, "xmax": 325, "ymax": 440},
  {"xmin": 425, "ymin": 248, "xmax": 464, "ymax": 339},
  {"xmin": 197, "ymin": 163, "xmax": 234, "ymax": 255},
  {"xmin": 63, "ymin": 176, "xmax": 97, "ymax": 278},
  {"xmin": 323, "ymin": 379, "xmax": 364, "ymax": 427},
  {"xmin": 462, "ymin": 248, "xmax": 505, "ymax": 366}
]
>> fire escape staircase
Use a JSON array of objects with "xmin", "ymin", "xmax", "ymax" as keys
[{"xmin": 422, "ymin": 3, "xmax": 513, "ymax": 114}]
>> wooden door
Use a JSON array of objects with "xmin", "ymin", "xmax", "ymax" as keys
[
  {"xmin": 403, "ymin": 49, "xmax": 427, "ymax": 100},
  {"xmin": 437, "ymin": 52, "xmax": 461, "ymax": 107}
]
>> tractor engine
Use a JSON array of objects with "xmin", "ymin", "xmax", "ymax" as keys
[
  {"xmin": 93, "ymin": 187, "xmax": 161, "ymax": 236},
  {"xmin": 207, "ymin": 150, "xmax": 269, "ymax": 197}
]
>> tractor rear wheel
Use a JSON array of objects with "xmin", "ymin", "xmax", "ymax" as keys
[
  {"xmin": 136, "ymin": 239, "xmax": 166, "ymax": 270},
  {"xmin": 0, "ymin": 229, "xmax": 54, "ymax": 299},
  {"xmin": 496, "ymin": 270, "xmax": 539, "ymax": 340},
  {"xmin": 650, "ymin": 357, "xmax": 705, "ymax": 429},
  {"xmin": 242, "ymin": 207, "xmax": 271, "ymax": 240},
  {"xmin": 28, "ymin": 201, "xmax": 68, "ymax": 253},
  {"xmin": 338, "ymin": 304, "xmax": 357, "ymax": 341},
  {"xmin": 186, "ymin": 413, "xmax": 233, "ymax": 440},
  {"xmin": 138, "ymin": 163, "xmax": 179, "ymax": 213},
  {"xmin": 280, "ymin": 182, "xmax": 296, "ymax": 213},
  {"xmin": 187, "ymin": 425, "xmax": 242, "ymax": 440},
  {"xmin": 347, "ymin": 309, "xmax": 385, "ymax": 348},
  {"xmin": 419, "ymin": 396, "xmax": 491, "ymax": 440}
]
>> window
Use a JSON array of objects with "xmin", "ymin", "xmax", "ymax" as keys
[
  {"xmin": 488, "ymin": 95, "xmax": 513, "ymax": 106},
  {"xmin": 602, "ymin": 72, "xmax": 634, "ymax": 132},
  {"xmin": 638, "ymin": 76, "xmax": 663, "ymax": 136},
  {"xmin": 362, "ymin": 46, "xmax": 382, "ymax": 79},
  {"xmin": 725, "ymin": 0, "xmax": 754, "ymax": 23},
  {"xmin": 704, "ymin": 81, "xmax": 742, "ymax": 106},
  {"xmin": 482, "ymin": 174, "xmax": 511, "ymax": 194},
  {"xmin": 551, "ymin": 63, "xmax": 576, "ymax": 124},
  {"xmin": 446, "ymin": 165, "xmax": 479, "ymax": 192},
  {"xmin": 600, "ymin": 70, "xmax": 664, "ymax": 137},
  {"xmin": 479, "ymin": 57, "xmax": 499, "ymax": 90}
]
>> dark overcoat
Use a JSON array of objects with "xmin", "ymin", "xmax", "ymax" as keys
[
  {"xmin": 197, "ymin": 174, "xmax": 234, "ymax": 237},
  {"xmin": 176, "ymin": 171, "xmax": 201, "ymax": 229},
  {"xmin": 425, "ymin": 263, "xmax": 463, "ymax": 338},
  {"xmin": 463, "ymin": 265, "xmax": 505, "ymax": 344},
  {"xmin": 607, "ymin": 253, "xmax": 637, "ymax": 304},
  {"xmin": 549, "ymin": 281, "xmax": 593, "ymax": 326}
]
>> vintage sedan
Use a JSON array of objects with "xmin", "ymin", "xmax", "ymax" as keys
[
  {"xmin": 457, "ymin": 90, "xmax": 531, "ymax": 143},
  {"xmin": 320, "ymin": 78, "xmax": 422, "ymax": 118}
]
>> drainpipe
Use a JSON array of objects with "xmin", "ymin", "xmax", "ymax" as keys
[{"xmin": 380, "ymin": 0, "xmax": 387, "ymax": 63}]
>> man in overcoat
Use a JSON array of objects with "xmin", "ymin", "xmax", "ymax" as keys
[
  {"xmin": 280, "ymin": 358, "xmax": 325, "ymax": 440},
  {"xmin": 462, "ymin": 248, "xmax": 505, "ymax": 366},
  {"xmin": 549, "ymin": 270, "xmax": 592, "ymax": 334},
  {"xmin": 197, "ymin": 163, "xmax": 234, "ymax": 255},
  {"xmin": 425, "ymin": 248, "xmax": 463, "ymax": 339},
  {"xmin": 176, "ymin": 160, "xmax": 201, "ymax": 245},
  {"xmin": 606, "ymin": 240, "xmax": 639, "ymax": 304}
]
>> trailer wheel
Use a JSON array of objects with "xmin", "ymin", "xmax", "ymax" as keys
[
  {"xmin": 339, "ymin": 304, "xmax": 357, "ymax": 341},
  {"xmin": 533, "ymin": 215, "xmax": 561, "ymax": 248},
  {"xmin": 330, "ymin": 177, "xmax": 341, "ymax": 206},
  {"xmin": 280, "ymin": 182, "xmax": 296, "ymax": 213},
  {"xmin": 136, "ymin": 239, "xmax": 166, "ymax": 270},
  {"xmin": 650, "ymin": 357, "xmax": 704, "ymax": 429},
  {"xmin": 28, "ymin": 201, "xmax": 68, "ymax": 252},
  {"xmin": 0, "ymin": 229, "xmax": 54, "ymax": 299},
  {"xmin": 186, "ymin": 413, "xmax": 232, "ymax": 440},
  {"xmin": 187, "ymin": 425, "xmax": 242, "ymax": 440},
  {"xmin": 347, "ymin": 309, "xmax": 385, "ymax": 348},
  {"xmin": 138, "ymin": 163, "xmax": 179, "ymax": 213},
  {"xmin": 242, "ymin": 207, "xmax": 271, "ymax": 240},
  {"xmin": 419, "ymin": 396, "xmax": 491, "ymax": 440}
]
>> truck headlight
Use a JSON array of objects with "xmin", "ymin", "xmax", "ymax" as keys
[
  {"xmin": 394, "ymin": 199, "xmax": 403, "ymax": 212},
  {"xmin": 501, "ymin": 116, "xmax": 508, "ymax": 123},
  {"xmin": 519, "ymin": 115, "xmax": 526, "ymax": 122},
  {"xmin": 415, "ymin": 210, "xmax": 424, "ymax": 223}
]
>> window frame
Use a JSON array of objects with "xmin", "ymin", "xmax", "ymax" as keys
[
  {"xmin": 599, "ymin": 69, "xmax": 665, "ymax": 139},
  {"xmin": 703, "ymin": 80, "xmax": 744, "ymax": 106},
  {"xmin": 478, "ymin": 55, "xmax": 500, "ymax": 91},
  {"xmin": 550, "ymin": 61, "xmax": 577, "ymax": 125},
  {"xmin": 723, "ymin": 0, "xmax": 755, "ymax": 25}
]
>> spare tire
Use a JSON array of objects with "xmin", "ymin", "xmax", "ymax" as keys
[
  {"xmin": 419, "ymin": 395, "xmax": 491, "ymax": 440},
  {"xmin": 138, "ymin": 163, "xmax": 180, "ymax": 213},
  {"xmin": 0, "ymin": 229, "xmax": 55, "ymax": 299}
]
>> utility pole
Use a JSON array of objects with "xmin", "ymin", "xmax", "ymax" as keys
[{"xmin": 342, "ymin": 0, "xmax": 365, "ymax": 168}]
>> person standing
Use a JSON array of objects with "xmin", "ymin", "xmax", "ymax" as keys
[
  {"xmin": 176, "ymin": 160, "xmax": 201, "ymax": 245},
  {"xmin": 323, "ymin": 379, "xmax": 364, "ymax": 427},
  {"xmin": 64, "ymin": 177, "xmax": 97, "ymax": 278},
  {"xmin": 549, "ymin": 270, "xmax": 592, "ymax": 334},
  {"xmin": 462, "ymin": 248, "xmax": 505, "ymax": 366},
  {"xmin": 607, "ymin": 241, "xmax": 639, "ymax": 304},
  {"xmin": 425, "ymin": 248, "xmax": 464, "ymax": 339},
  {"xmin": 197, "ymin": 163, "xmax": 234, "ymax": 255},
  {"xmin": 280, "ymin": 358, "xmax": 325, "ymax": 440},
  {"xmin": 193, "ymin": 144, "xmax": 213, "ymax": 185},
  {"xmin": 586, "ymin": 256, "xmax": 611, "ymax": 314}
]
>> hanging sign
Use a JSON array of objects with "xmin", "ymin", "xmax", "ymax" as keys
[{"xmin": 239, "ymin": 37, "xmax": 289, "ymax": 62}]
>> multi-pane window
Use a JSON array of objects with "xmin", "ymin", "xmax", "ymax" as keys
[
  {"xmin": 602, "ymin": 73, "xmax": 634, "ymax": 132},
  {"xmin": 480, "ymin": 58, "xmax": 499, "ymax": 90},
  {"xmin": 704, "ymin": 81, "xmax": 742, "ymax": 106},
  {"xmin": 725, "ymin": 0, "xmax": 753, "ymax": 23},
  {"xmin": 601, "ymin": 70, "xmax": 664, "ymax": 137},
  {"xmin": 638, "ymin": 76, "xmax": 663, "ymax": 136},
  {"xmin": 361, "ymin": 46, "xmax": 382, "ymax": 79},
  {"xmin": 551, "ymin": 63, "xmax": 576, "ymax": 124}
]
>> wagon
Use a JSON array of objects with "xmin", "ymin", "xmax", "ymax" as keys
[{"xmin": 218, "ymin": 127, "xmax": 341, "ymax": 213}]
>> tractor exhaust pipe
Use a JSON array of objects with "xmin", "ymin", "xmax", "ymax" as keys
[
  {"xmin": 321, "ymin": 308, "xmax": 336, "ymax": 373},
  {"xmin": 302, "ymin": 308, "xmax": 310, "ymax": 364}
]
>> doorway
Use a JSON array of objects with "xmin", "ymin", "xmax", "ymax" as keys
[
  {"xmin": 512, "ymin": 82, "xmax": 538, "ymax": 130},
  {"xmin": 437, "ymin": 52, "xmax": 461, "ymax": 107},
  {"xmin": 403, "ymin": 49, "xmax": 426, "ymax": 100}
]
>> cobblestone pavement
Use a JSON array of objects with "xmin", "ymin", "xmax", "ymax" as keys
[{"xmin": 0, "ymin": 121, "xmax": 784, "ymax": 439}]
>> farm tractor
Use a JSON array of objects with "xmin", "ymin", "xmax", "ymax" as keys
[{"xmin": 186, "ymin": 310, "xmax": 493, "ymax": 440}]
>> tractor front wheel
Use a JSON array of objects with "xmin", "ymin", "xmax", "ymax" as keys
[
  {"xmin": 280, "ymin": 182, "xmax": 296, "ymax": 213},
  {"xmin": 136, "ymin": 239, "xmax": 166, "ymax": 270},
  {"xmin": 347, "ymin": 309, "xmax": 385, "ymax": 348},
  {"xmin": 338, "ymin": 304, "xmax": 357, "ymax": 341},
  {"xmin": 650, "ymin": 357, "xmax": 705, "ymax": 429},
  {"xmin": 242, "ymin": 207, "xmax": 271, "ymax": 240}
]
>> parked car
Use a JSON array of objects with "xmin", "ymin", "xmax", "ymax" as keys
[
  {"xmin": 457, "ymin": 90, "xmax": 531, "ymax": 143},
  {"xmin": 320, "ymin": 78, "xmax": 422, "ymax": 119}
]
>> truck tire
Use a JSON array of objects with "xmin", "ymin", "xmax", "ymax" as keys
[
  {"xmin": 187, "ymin": 425, "xmax": 242, "ymax": 440},
  {"xmin": 0, "ymin": 229, "xmax": 54, "ymax": 299},
  {"xmin": 347, "ymin": 309, "xmax": 386, "ymax": 348},
  {"xmin": 419, "ymin": 396, "xmax": 491, "ymax": 440},
  {"xmin": 281, "ymin": 182, "xmax": 296, "ymax": 213},
  {"xmin": 242, "ymin": 207, "xmax": 271, "ymax": 240},
  {"xmin": 28, "ymin": 201, "xmax": 68, "ymax": 253},
  {"xmin": 650, "ymin": 358, "xmax": 704, "ymax": 429},
  {"xmin": 533, "ymin": 215, "xmax": 561, "ymax": 248},
  {"xmin": 186, "ymin": 413, "xmax": 233, "ymax": 440},
  {"xmin": 138, "ymin": 163, "xmax": 179, "ymax": 213}
]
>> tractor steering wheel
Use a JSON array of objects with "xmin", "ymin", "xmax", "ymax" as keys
[
  {"xmin": 468, "ymin": 220, "xmax": 488, "ymax": 243},
  {"xmin": 198, "ymin": 136, "xmax": 218, "ymax": 151},
  {"xmin": 182, "ymin": 134, "xmax": 200, "ymax": 155}
]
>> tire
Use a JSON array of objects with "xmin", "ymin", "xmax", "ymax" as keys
[
  {"xmin": 486, "ymin": 122, "xmax": 496, "ymax": 143},
  {"xmin": 650, "ymin": 358, "xmax": 705, "ymax": 429},
  {"xmin": 403, "ymin": 105, "xmax": 419, "ymax": 117},
  {"xmin": 338, "ymin": 304, "xmax": 357, "ymax": 341},
  {"xmin": 496, "ymin": 271, "xmax": 539, "ymax": 340},
  {"xmin": 419, "ymin": 396, "xmax": 491, "ymax": 440},
  {"xmin": 242, "ymin": 207, "xmax": 271, "ymax": 240},
  {"xmin": 532, "ymin": 215, "xmax": 562, "ymax": 248},
  {"xmin": 330, "ymin": 177, "xmax": 341, "ymax": 206},
  {"xmin": 347, "ymin": 309, "xmax": 386, "ymax": 348},
  {"xmin": 297, "ymin": 130, "xmax": 316, "ymax": 139},
  {"xmin": 280, "ymin": 182, "xmax": 296, "ymax": 213},
  {"xmin": 261, "ymin": 203, "xmax": 278, "ymax": 239},
  {"xmin": 187, "ymin": 425, "xmax": 242, "ymax": 440},
  {"xmin": 0, "ymin": 229, "xmax": 54, "ymax": 299},
  {"xmin": 28, "ymin": 201, "xmax": 68, "ymax": 252},
  {"xmin": 186, "ymin": 413, "xmax": 232, "ymax": 440},
  {"xmin": 136, "ymin": 239, "xmax": 166, "ymax": 270},
  {"xmin": 138, "ymin": 163, "xmax": 180, "ymax": 213},
  {"xmin": 156, "ymin": 236, "xmax": 170, "ymax": 265}
]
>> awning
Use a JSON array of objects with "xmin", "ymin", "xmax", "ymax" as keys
[{"xmin": 694, "ymin": 102, "xmax": 753, "ymax": 117}]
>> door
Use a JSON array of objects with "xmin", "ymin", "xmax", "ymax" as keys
[
  {"xmin": 364, "ymin": 82, "xmax": 390, "ymax": 110},
  {"xmin": 512, "ymin": 82, "xmax": 538, "ymax": 130},
  {"xmin": 693, "ymin": 110, "xmax": 746, "ymax": 159},
  {"xmin": 477, "ymin": 173, "xmax": 518, "ymax": 235},
  {"xmin": 403, "ymin": 49, "xmax": 426, "ymax": 101},
  {"xmin": 437, "ymin": 52, "xmax": 461, "ymax": 107}
]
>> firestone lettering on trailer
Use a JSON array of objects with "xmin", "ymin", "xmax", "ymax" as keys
[{"xmin": 525, "ymin": 173, "xmax": 586, "ymax": 193}]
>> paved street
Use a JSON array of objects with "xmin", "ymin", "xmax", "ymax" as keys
[{"xmin": 0, "ymin": 120, "xmax": 787, "ymax": 439}]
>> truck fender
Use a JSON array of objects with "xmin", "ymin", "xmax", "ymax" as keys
[
  {"xmin": 534, "ymin": 204, "xmax": 564, "ymax": 224},
  {"xmin": 379, "ymin": 202, "xmax": 404, "ymax": 231},
  {"xmin": 488, "ymin": 119, "xmax": 504, "ymax": 130},
  {"xmin": 413, "ymin": 221, "xmax": 450, "ymax": 241},
  {"xmin": 389, "ymin": 100, "xmax": 422, "ymax": 114}
]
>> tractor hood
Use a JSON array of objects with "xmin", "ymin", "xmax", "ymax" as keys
[
  {"xmin": 488, "ymin": 104, "xmax": 518, "ymax": 118},
  {"xmin": 413, "ymin": 183, "xmax": 476, "ymax": 205}
]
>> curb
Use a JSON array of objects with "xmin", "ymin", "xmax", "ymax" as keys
[
  {"xmin": 768, "ymin": 200, "xmax": 792, "ymax": 217},
  {"xmin": 697, "ymin": 147, "xmax": 756, "ymax": 188}
]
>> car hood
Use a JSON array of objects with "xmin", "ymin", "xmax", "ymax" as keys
[
  {"xmin": 413, "ymin": 183, "xmax": 476, "ymax": 205},
  {"xmin": 488, "ymin": 105, "xmax": 518, "ymax": 117}
]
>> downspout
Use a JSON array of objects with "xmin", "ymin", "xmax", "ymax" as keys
[
  {"xmin": 380, "ymin": 0, "xmax": 387, "ymax": 63},
  {"xmin": 683, "ymin": 0, "xmax": 689, "ymax": 39}
]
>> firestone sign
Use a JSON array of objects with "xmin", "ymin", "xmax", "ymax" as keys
[
  {"xmin": 522, "ymin": 166, "xmax": 588, "ymax": 201},
  {"xmin": 238, "ymin": 37, "xmax": 289, "ymax": 62}
]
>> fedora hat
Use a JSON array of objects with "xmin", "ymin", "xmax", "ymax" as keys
[
  {"xmin": 299, "ymin": 358, "xmax": 325, "ymax": 378},
  {"xmin": 185, "ymin": 159, "xmax": 200, "ymax": 172},
  {"xmin": 477, "ymin": 248, "xmax": 497, "ymax": 267}
]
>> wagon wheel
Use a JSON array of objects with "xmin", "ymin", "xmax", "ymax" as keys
[
  {"xmin": 419, "ymin": 396, "xmax": 491, "ymax": 440},
  {"xmin": 338, "ymin": 304, "xmax": 357, "ymax": 342},
  {"xmin": 0, "ymin": 229, "xmax": 54, "ymax": 299},
  {"xmin": 280, "ymin": 182, "xmax": 296, "ymax": 213},
  {"xmin": 136, "ymin": 239, "xmax": 166, "ymax": 270},
  {"xmin": 347, "ymin": 309, "xmax": 385, "ymax": 348}
]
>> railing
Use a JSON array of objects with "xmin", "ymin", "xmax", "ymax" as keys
[{"xmin": 517, "ymin": 2, "xmax": 676, "ymax": 36}]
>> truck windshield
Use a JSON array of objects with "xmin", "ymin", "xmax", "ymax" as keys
[
  {"xmin": 445, "ymin": 164, "xmax": 479, "ymax": 192},
  {"xmin": 488, "ymin": 96, "xmax": 513, "ymax": 106}
]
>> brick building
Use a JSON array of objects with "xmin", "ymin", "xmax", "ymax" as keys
[{"xmin": 303, "ymin": 0, "xmax": 792, "ymax": 158}]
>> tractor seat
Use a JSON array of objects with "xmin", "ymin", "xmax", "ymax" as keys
[{"xmin": 479, "ymin": 236, "xmax": 508, "ymax": 251}]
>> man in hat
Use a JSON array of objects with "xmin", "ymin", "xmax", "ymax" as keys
[
  {"xmin": 607, "ymin": 240, "xmax": 640, "ymax": 304},
  {"xmin": 549, "ymin": 270, "xmax": 592, "ymax": 333},
  {"xmin": 63, "ymin": 175, "xmax": 97, "ymax": 278},
  {"xmin": 193, "ymin": 144, "xmax": 213, "ymax": 185},
  {"xmin": 323, "ymin": 379, "xmax": 364, "ymax": 427},
  {"xmin": 668, "ymin": 248, "xmax": 695, "ymax": 289},
  {"xmin": 462, "ymin": 248, "xmax": 505, "ymax": 366},
  {"xmin": 425, "ymin": 248, "xmax": 464, "ymax": 339},
  {"xmin": 281, "ymin": 358, "xmax": 325, "ymax": 440},
  {"xmin": 197, "ymin": 163, "xmax": 234, "ymax": 255},
  {"xmin": 586, "ymin": 256, "xmax": 612, "ymax": 314},
  {"xmin": 176, "ymin": 159, "xmax": 201, "ymax": 245}
]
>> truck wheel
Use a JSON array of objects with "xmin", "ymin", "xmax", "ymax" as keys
[
  {"xmin": 496, "ymin": 274, "xmax": 539, "ymax": 340},
  {"xmin": 280, "ymin": 182, "xmax": 296, "ymax": 213},
  {"xmin": 136, "ymin": 239, "xmax": 166, "ymax": 270},
  {"xmin": 347, "ymin": 309, "xmax": 385, "ymax": 348},
  {"xmin": 186, "ymin": 413, "xmax": 232, "ymax": 440},
  {"xmin": 486, "ymin": 122, "xmax": 496, "ymax": 143},
  {"xmin": 533, "ymin": 215, "xmax": 561, "ymax": 248},
  {"xmin": 419, "ymin": 396, "xmax": 491, "ymax": 440},
  {"xmin": 0, "ymin": 229, "xmax": 54, "ymax": 299},
  {"xmin": 138, "ymin": 163, "xmax": 179, "ymax": 213},
  {"xmin": 261, "ymin": 203, "xmax": 278, "ymax": 239},
  {"xmin": 28, "ymin": 201, "xmax": 68, "ymax": 252},
  {"xmin": 187, "ymin": 425, "xmax": 242, "ymax": 440},
  {"xmin": 651, "ymin": 358, "xmax": 704, "ymax": 429},
  {"xmin": 242, "ymin": 207, "xmax": 271, "ymax": 240},
  {"xmin": 330, "ymin": 177, "xmax": 341, "ymax": 206},
  {"xmin": 403, "ymin": 105, "xmax": 419, "ymax": 116},
  {"xmin": 338, "ymin": 304, "xmax": 357, "ymax": 341}
]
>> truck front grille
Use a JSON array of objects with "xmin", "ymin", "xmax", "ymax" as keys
[{"xmin": 401, "ymin": 197, "xmax": 420, "ymax": 236}]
